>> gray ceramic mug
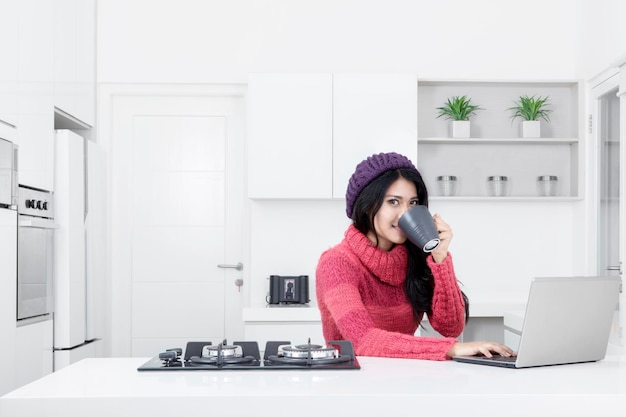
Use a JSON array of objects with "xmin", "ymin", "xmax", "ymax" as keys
[{"xmin": 398, "ymin": 206, "xmax": 440, "ymax": 252}]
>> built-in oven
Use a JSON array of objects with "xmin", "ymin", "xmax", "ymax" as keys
[{"xmin": 17, "ymin": 185, "xmax": 56, "ymax": 324}]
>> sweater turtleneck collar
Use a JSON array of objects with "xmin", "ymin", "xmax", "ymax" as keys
[{"xmin": 344, "ymin": 224, "xmax": 408, "ymax": 287}]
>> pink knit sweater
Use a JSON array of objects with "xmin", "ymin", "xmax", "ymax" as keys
[{"xmin": 316, "ymin": 225, "xmax": 466, "ymax": 360}]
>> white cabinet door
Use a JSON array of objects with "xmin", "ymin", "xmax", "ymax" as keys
[
  {"xmin": 332, "ymin": 74, "xmax": 418, "ymax": 198},
  {"xmin": 247, "ymin": 73, "xmax": 333, "ymax": 199},
  {"xmin": 17, "ymin": 88, "xmax": 54, "ymax": 191},
  {"xmin": 16, "ymin": 0, "xmax": 55, "ymax": 191},
  {"xmin": 85, "ymin": 139, "xmax": 105, "ymax": 341},
  {"xmin": 15, "ymin": 320, "xmax": 53, "ymax": 387},
  {"xmin": 53, "ymin": 0, "xmax": 78, "ymax": 120},
  {"xmin": 53, "ymin": 0, "xmax": 96, "ymax": 126},
  {"xmin": 247, "ymin": 73, "xmax": 418, "ymax": 199},
  {"xmin": 17, "ymin": 0, "xmax": 54, "ymax": 84},
  {"xmin": 0, "ymin": 2, "xmax": 19, "ymax": 126},
  {"xmin": 73, "ymin": 0, "xmax": 96, "ymax": 127},
  {"xmin": 53, "ymin": 130, "xmax": 86, "ymax": 349},
  {"xmin": 0, "ymin": 209, "xmax": 17, "ymax": 396}
]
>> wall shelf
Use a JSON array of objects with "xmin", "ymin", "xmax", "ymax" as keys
[
  {"xmin": 419, "ymin": 137, "xmax": 579, "ymax": 145},
  {"xmin": 429, "ymin": 196, "xmax": 583, "ymax": 202},
  {"xmin": 417, "ymin": 80, "xmax": 583, "ymax": 199}
]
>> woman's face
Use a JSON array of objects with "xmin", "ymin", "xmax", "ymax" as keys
[{"xmin": 368, "ymin": 176, "xmax": 419, "ymax": 251}]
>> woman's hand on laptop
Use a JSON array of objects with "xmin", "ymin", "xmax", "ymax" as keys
[{"xmin": 447, "ymin": 341, "xmax": 516, "ymax": 358}]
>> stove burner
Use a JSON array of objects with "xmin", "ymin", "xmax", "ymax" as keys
[
  {"xmin": 189, "ymin": 339, "xmax": 258, "ymax": 367},
  {"xmin": 280, "ymin": 342, "xmax": 338, "ymax": 359},
  {"xmin": 202, "ymin": 340, "xmax": 242, "ymax": 358},
  {"xmin": 265, "ymin": 338, "xmax": 352, "ymax": 366}
]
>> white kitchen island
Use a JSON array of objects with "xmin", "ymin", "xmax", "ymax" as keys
[{"xmin": 2, "ymin": 350, "xmax": 626, "ymax": 417}]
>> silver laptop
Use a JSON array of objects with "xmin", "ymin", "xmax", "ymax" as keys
[{"xmin": 453, "ymin": 276, "xmax": 621, "ymax": 368}]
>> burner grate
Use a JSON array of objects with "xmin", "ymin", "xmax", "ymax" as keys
[
  {"xmin": 265, "ymin": 354, "xmax": 352, "ymax": 366},
  {"xmin": 188, "ymin": 355, "xmax": 258, "ymax": 366}
]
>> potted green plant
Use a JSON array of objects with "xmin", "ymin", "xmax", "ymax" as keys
[
  {"xmin": 508, "ymin": 95, "xmax": 552, "ymax": 138},
  {"xmin": 436, "ymin": 95, "xmax": 483, "ymax": 138}
]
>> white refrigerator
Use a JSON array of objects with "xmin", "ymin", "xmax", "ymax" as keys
[{"xmin": 53, "ymin": 130, "xmax": 101, "ymax": 369}]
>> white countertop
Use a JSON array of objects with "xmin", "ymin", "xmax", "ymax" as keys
[
  {"xmin": 243, "ymin": 291, "xmax": 528, "ymax": 322},
  {"xmin": 460, "ymin": 289, "xmax": 528, "ymax": 316},
  {"xmin": 504, "ymin": 309, "xmax": 526, "ymax": 333},
  {"xmin": 2, "ymin": 351, "xmax": 626, "ymax": 417},
  {"xmin": 243, "ymin": 305, "xmax": 321, "ymax": 321}
]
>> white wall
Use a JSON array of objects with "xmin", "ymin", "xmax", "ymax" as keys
[
  {"xmin": 97, "ymin": 1, "xmax": 619, "ymax": 314},
  {"xmin": 248, "ymin": 200, "xmax": 350, "ymax": 307},
  {"xmin": 97, "ymin": 0, "xmax": 580, "ymax": 82},
  {"xmin": 579, "ymin": 0, "xmax": 626, "ymax": 78},
  {"xmin": 431, "ymin": 200, "xmax": 584, "ymax": 293}
]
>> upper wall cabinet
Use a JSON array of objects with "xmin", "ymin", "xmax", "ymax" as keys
[
  {"xmin": 417, "ymin": 80, "xmax": 583, "ymax": 199},
  {"xmin": 247, "ymin": 73, "xmax": 333, "ymax": 199},
  {"xmin": 14, "ymin": 0, "xmax": 95, "ymax": 191},
  {"xmin": 16, "ymin": 0, "xmax": 55, "ymax": 191},
  {"xmin": 332, "ymin": 74, "xmax": 418, "ymax": 198},
  {"xmin": 0, "ymin": 2, "xmax": 19, "ymax": 126},
  {"xmin": 53, "ymin": 0, "xmax": 96, "ymax": 127},
  {"xmin": 247, "ymin": 73, "xmax": 418, "ymax": 199}
]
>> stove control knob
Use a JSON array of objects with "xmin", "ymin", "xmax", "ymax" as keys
[
  {"xmin": 166, "ymin": 348, "xmax": 182, "ymax": 357},
  {"xmin": 25, "ymin": 200, "xmax": 32, "ymax": 209},
  {"xmin": 36, "ymin": 200, "xmax": 43, "ymax": 210},
  {"xmin": 159, "ymin": 351, "xmax": 178, "ymax": 362},
  {"xmin": 42, "ymin": 201, "xmax": 48, "ymax": 210}
]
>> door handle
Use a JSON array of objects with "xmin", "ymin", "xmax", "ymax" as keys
[
  {"xmin": 606, "ymin": 265, "xmax": 621, "ymax": 271},
  {"xmin": 217, "ymin": 262, "xmax": 243, "ymax": 271}
]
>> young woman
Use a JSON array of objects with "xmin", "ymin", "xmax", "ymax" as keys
[{"xmin": 316, "ymin": 152, "xmax": 514, "ymax": 360}]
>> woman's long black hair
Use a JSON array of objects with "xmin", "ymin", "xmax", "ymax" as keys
[{"xmin": 351, "ymin": 168, "xmax": 469, "ymax": 323}]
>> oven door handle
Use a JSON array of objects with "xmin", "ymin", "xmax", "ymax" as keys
[{"xmin": 19, "ymin": 218, "xmax": 59, "ymax": 229}]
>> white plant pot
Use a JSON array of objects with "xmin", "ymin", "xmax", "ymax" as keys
[
  {"xmin": 451, "ymin": 120, "xmax": 470, "ymax": 138},
  {"xmin": 522, "ymin": 120, "xmax": 540, "ymax": 138}
]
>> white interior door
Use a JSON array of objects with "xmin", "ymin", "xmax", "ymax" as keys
[
  {"xmin": 597, "ymin": 88, "xmax": 620, "ymax": 278},
  {"xmin": 591, "ymin": 72, "xmax": 623, "ymax": 346},
  {"xmin": 108, "ymin": 86, "xmax": 246, "ymax": 356}
]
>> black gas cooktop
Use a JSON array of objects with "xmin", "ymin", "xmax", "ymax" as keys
[{"xmin": 137, "ymin": 339, "xmax": 360, "ymax": 371}]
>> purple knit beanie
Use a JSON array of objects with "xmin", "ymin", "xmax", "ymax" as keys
[{"xmin": 345, "ymin": 152, "xmax": 419, "ymax": 218}]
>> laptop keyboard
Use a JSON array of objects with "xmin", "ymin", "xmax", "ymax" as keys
[{"xmin": 486, "ymin": 355, "xmax": 517, "ymax": 363}]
